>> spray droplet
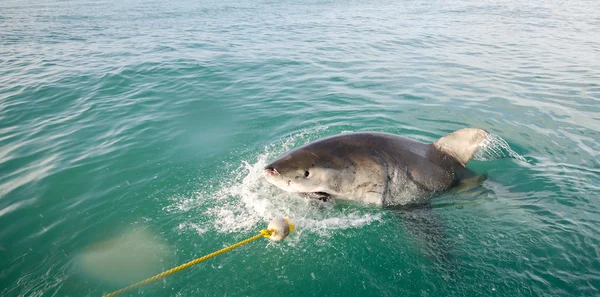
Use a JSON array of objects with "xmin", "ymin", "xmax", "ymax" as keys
[{"xmin": 474, "ymin": 134, "xmax": 527, "ymax": 162}]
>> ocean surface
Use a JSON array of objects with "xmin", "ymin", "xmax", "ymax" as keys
[{"xmin": 1, "ymin": 0, "xmax": 599, "ymax": 296}]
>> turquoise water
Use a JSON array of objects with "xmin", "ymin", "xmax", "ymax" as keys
[{"xmin": 1, "ymin": 0, "xmax": 600, "ymax": 296}]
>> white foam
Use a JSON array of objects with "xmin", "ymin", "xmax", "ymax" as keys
[{"xmin": 177, "ymin": 222, "xmax": 207, "ymax": 235}]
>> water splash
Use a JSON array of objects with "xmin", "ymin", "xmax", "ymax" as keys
[
  {"xmin": 474, "ymin": 134, "xmax": 527, "ymax": 162},
  {"xmin": 167, "ymin": 127, "xmax": 381, "ymax": 239}
]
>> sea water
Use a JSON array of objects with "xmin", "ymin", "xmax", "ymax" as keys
[{"xmin": 1, "ymin": 0, "xmax": 599, "ymax": 296}]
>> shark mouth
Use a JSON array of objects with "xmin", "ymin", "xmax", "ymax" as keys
[{"xmin": 300, "ymin": 192, "xmax": 331, "ymax": 202}]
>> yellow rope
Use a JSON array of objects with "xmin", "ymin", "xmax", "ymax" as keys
[{"xmin": 103, "ymin": 229, "xmax": 273, "ymax": 297}]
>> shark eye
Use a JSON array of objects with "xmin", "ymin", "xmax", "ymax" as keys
[{"xmin": 304, "ymin": 170, "xmax": 310, "ymax": 177}]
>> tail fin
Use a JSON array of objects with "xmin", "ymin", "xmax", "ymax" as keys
[{"xmin": 433, "ymin": 128, "xmax": 489, "ymax": 166}]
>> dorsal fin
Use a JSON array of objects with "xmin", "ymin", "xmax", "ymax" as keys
[{"xmin": 433, "ymin": 128, "xmax": 489, "ymax": 166}]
